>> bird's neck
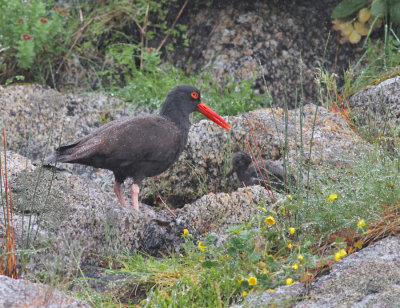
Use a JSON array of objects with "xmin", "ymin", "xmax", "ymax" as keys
[
  {"xmin": 160, "ymin": 104, "xmax": 191, "ymax": 133},
  {"xmin": 236, "ymin": 168, "xmax": 247, "ymax": 182}
]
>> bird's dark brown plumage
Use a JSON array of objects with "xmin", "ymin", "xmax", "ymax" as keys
[
  {"xmin": 228, "ymin": 151, "xmax": 296, "ymax": 192},
  {"xmin": 49, "ymin": 85, "xmax": 230, "ymax": 210}
]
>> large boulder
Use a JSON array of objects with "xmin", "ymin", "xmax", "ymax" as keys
[
  {"xmin": 142, "ymin": 103, "xmax": 373, "ymax": 206},
  {"xmin": 349, "ymin": 76, "xmax": 400, "ymax": 135},
  {"xmin": 172, "ymin": 0, "xmax": 362, "ymax": 108},
  {"xmin": 2, "ymin": 151, "xmax": 268, "ymax": 276},
  {"xmin": 234, "ymin": 236, "xmax": 400, "ymax": 307},
  {"xmin": 0, "ymin": 275, "xmax": 89, "ymax": 307},
  {"xmin": 1, "ymin": 84, "xmax": 374, "ymax": 207}
]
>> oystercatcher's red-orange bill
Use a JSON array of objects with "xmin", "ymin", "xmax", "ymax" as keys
[{"xmin": 197, "ymin": 102, "xmax": 231, "ymax": 130}]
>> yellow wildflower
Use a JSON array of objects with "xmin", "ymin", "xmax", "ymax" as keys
[
  {"xmin": 292, "ymin": 263, "xmax": 299, "ymax": 270},
  {"xmin": 267, "ymin": 288, "xmax": 276, "ymax": 292},
  {"xmin": 357, "ymin": 219, "xmax": 366, "ymax": 228},
  {"xmin": 197, "ymin": 241, "xmax": 207, "ymax": 251},
  {"xmin": 327, "ymin": 193, "xmax": 338, "ymax": 202},
  {"xmin": 334, "ymin": 249, "xmax": 347, "ymax": 261},
  {"xmin": 248, "ymin": 276, "xmax": 257, "ymax": 286},
  {"xmin": 179, "ymin": 254, "xmax": 184, "ymax": 258},
  {"xmin": 259, "ymin": 261, "xmax": 266, "ymax": 268},
  {"xmin": 182, "ymin": 229, "xmax": 189, "ymax": 237},
  {"xmin": 281, "ymin": 209, "xmax": 287, "ymax": 215},
  {"xmin": 354, "ymin": 240, "xmax": 363, "ymax": 249},
  {"xmin": 287, "ymin": 242, "xmax": 292, "ymax": 249},
  {"xmin": 265, "ymin": 216, "xmax": 275, "ymax": 225},
  {"xmin": 334, "ymin": 251, "xmax": 341, "ymax": 261},
  {"xmin": 237, "ymin": 278, "xmax": 244, "ymax": 284},
  {"xmin": 289, "ymin": 227, "xmax": 295, "ymax": 234},
  {"xmin": 286, "ymin": 278, "xmax": 293, "ymax": 285},
  {"xmin": 288, "ymin": 194, "xmax": 293, "ymax": 201},
  {"xmin": 262, "ymin": 269, "xmax": 267, "ymax": 274},
  {"xmin": 297, "ymin": 254, "xmax": 304, "ymax": 261},
  {"xmin": 242, "ymin": 291, "xmax": 248, "ymax": 297}
]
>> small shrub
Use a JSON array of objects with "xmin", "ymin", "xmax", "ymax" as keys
[{"xmin": 0, "ymin": 0, "xmax": 69, "ymax": 80}]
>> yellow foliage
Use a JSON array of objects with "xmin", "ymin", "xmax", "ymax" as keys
[
  {"xmin": 340, "ymin": 22, "xmax": 354, "ymax": 36},
  {"xmin": 354, "ymin": 22, "xmax": 370, "ymax": 36},
  {"xmin": 358, "ymin": 8, "xmax": 371, "ymax": 23},
  {"xmin": 349, "ymin": 30, "xmax": 361, "ymax": 44}
]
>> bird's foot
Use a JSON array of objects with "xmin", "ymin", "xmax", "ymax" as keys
[
  {"xmin": 131, "ymin": 184, "xmax": 140, "ymax": 211},
  {"xmin": 113, "ymin": 182, "xmax": 128, "ymax": 207}
]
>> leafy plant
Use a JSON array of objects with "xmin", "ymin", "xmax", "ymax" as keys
[
  {"xmin": 331, "ymin": 0, "xmax": 400, "ymax": 44},
  {"xmin": 332, "ymin": 0, "xmax": 400, "ymax": 25},
  {"xmin": 0, "ymin": 0, "xmax": 69, "ymax": 80},
  {"xmin": 349, "ymin": 28, "xmax": 400, "ymax": 92}
]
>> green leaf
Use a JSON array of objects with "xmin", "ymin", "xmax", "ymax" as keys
[
  {"xmin": 389, "ymin": 1, "xmax": 400, "ymax": 25},
  {"xmin": 371, "ymin": 0, "xmax": 387, "ymax": 16},
  {"xmin": 201, "ymin": 260, "xmax": 220, "ymax": 268},
  {"xmin": 331, "ymin": 0, "xmax": 368, "ymax": 18},
  {"xmin": 227, "ymin": 247, "xmax": 237, "ymax": 256},
  {"xmin": 249, "ymin": 252, "xmax": 262, "ymax": 262},
  {"xmin": 203, "ymin": 235, "xmax": 217, "ymax": 245}
]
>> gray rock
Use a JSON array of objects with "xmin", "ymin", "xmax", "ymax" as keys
[
  {"xmin": 0, "ymin": 84, "xmax": 152, "ymax": 192},
  {"xmin": 0, "ymin": 275, "xmax": 89, "ymax": 307},
  {"xmin": 235, "ymin": 236, "xmax": 400, "ymax": 308},
  {"xmin": 1, "ymin": 84, "xmax": 374, "ymax": 207},
  {"xmin": 142, "ymin": 103, "xmax": 373, "ymax": 206},
  {"xmin": 172, "ymin": 0, "xmax": 362, "ymax": 108},
  {"xmin": 296, "ymin": 236, "xmax": 400, "ymax": 308},
  {"xmin": 349, "ymin": 76, "xmax": 400, "ymax": 154},
  {"xmin": 2, "ymin": 150, "xmax": 269, "ymax": 276}
]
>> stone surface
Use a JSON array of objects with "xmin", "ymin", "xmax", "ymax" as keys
[
  {"xmin": 0, "ymin": 84, "xmax": 152, "ymax": 190},
  {"xmin": 349, "ymin": 76, "xmax": 400, "ymax": 155},
  {"xmin": 234, "ymin": 236, "xmax": 400, "ymax": 308},
  {"xmin": 0, "ymin": 275, "xmax": 89, "ymax": 307},
  {"xmin": 2, "ymin": 150, "xmax": 269, "ymax": 276},
  {"xmin": 142, "ymin": 103, "xmax": 373, "ymax": 206},
  {"xmin": 173, "ymin": 0, "xmax": 363, "ymax": 108},
  {"xmin": 1, "ymin": 84, "xmax": 374, "ymax": 207},
  {"xmin": 0, "ymin": 84, "xmax": 147, "ymax": 161}
]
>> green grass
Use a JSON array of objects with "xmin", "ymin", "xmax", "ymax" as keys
[
  {"xmin": 100, "ymin": 47, "xmax": 271, "ymax": 117},
  {"xmin": 344, "ymin": 25, "xmax": 400, "ymax": 97}
]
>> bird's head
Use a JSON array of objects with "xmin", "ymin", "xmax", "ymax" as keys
[
  {"xmin": 227, "ymin": 151, "xmax": 252, "ymax": 176},
  {"xmin": 161, "ymin": 85, "xmax": 230, "ymax": 130}
]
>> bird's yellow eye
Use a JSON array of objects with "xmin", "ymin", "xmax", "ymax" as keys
[{"xmin": 190, "ymin": 91, "xmax": 199, "ymax": 99}]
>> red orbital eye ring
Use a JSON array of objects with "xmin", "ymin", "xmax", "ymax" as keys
[{"xmin": 191, "ymin": 92, "xmax": 199, "ymax": 99}]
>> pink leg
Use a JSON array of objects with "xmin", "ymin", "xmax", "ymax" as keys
[
  {"xmin": 131, "ymin": 184, "xmax": 140, "ymax": 211},
  {"xmin": 113, "ymin": 182, "xmax": 127, "ymax": 207}
]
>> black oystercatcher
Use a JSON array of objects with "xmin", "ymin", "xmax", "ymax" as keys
[
  {"xmin": 227, "ymin": 151, "xmax": 296, "ymax": 192},
  {"xmin": 49, "ymin": 85, "xmax": 230, "ymax": 211}
]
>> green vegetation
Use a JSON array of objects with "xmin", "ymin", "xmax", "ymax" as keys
[
  {"xmin": 332, "ymin": 0, "xmax": 400, "ymax": 24},
  {"xmin": 0, "ymin": 0, "xmax": 70, "ymax": 82},
  {"xmin": 347, "ymin": 27, "xmax": 400, "ymax": 94}
]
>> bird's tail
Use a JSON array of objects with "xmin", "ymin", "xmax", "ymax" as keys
[{"xmin": 43, "ymin": 141, "xmax": 80, "ymax": 166}]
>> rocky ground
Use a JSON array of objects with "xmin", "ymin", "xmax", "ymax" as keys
[
  {"xmin": 0, "ymin": 77, "xmax": 399, "ymax": 306},
  {"xmin": 234, "ymin": 236, "xmax": 400, "ymax": 308},
  {"xmin": 172, "ymin": 0, "xmax": 363, "ymax": 108}
]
